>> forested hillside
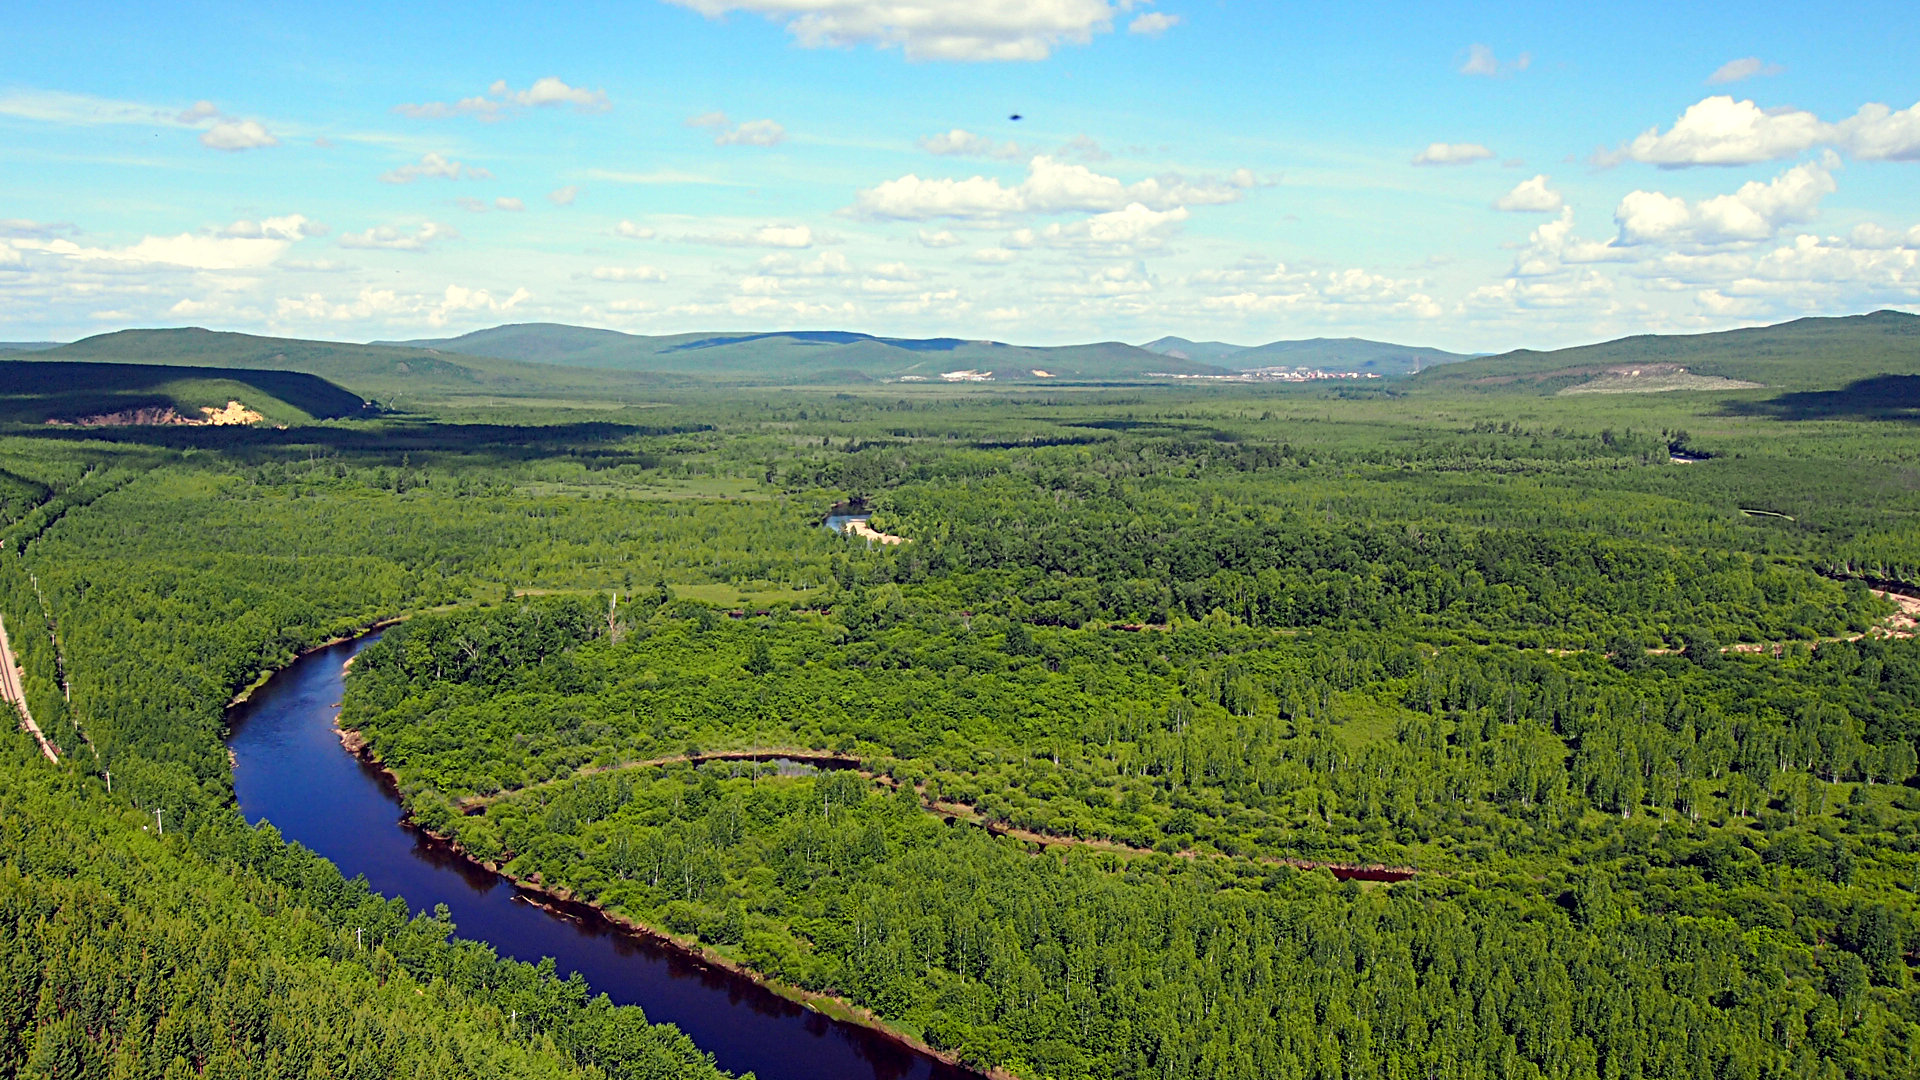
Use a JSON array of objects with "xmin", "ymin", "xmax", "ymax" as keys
[{"xmin": 2, "ymin": 368, "xmax": 1918, "ymax": 1078}]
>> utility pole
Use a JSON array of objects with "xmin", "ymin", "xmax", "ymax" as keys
[{"xmin": 154, "ymin": 809, "xmax": 162, "ymax": 837}]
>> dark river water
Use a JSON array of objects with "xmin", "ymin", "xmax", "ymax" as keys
[{"xmin": 227, "ymin": 632, "xmax": 980, "ymax": 1080}]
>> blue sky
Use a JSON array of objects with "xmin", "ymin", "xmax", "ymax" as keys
[{"xmin": 3, "ymin": 1, "xmax": 1918, "ymax": 350}]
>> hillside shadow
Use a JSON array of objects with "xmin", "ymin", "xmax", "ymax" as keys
[
  {"xmin": 0, "ymin": 360, "xmax": 372, "ymax": 421},
  {"xmin": 13, "ymin": 419, "xmax": 709, "ymax": 467},
  {"xmin": 1724, "ymin": 374, "xmax": 1920, "ymax": 423}
]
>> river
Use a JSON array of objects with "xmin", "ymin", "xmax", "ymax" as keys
[{"xmin": 227, "ymin": 632, "xmax": 982, "ymax": 1080}]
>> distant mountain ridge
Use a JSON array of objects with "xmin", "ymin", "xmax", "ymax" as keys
[
  {"xmin": 1141, "ymin": 335, "xmax": 1471, "ymax": 375},
  {"xmin": 383, "ymin": 323, "xmax": 1227, "ymax": 382},
  {"xmin": 1414, "ymin": 310, "xmax": 1920, "ymax": 394}
]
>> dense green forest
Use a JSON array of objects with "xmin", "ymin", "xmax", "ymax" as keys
[{"xmin": 3, "ymin": 354, "xmax": 1919, "ymax": 1078}]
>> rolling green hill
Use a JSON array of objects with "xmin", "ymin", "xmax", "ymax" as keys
[
  {"xmin": 1142, "ymin": 335, "xmax": 1471, "ymax": 375},
  {"xmin": 1416, "ymin": 309, "xmax": 1920, "ymax": 394},
  {"xmin": 0, "ymin": 360, "xmax": 371, "ymax": 426},
  {"xmin": 24, "ymin": 327, "xmax": 670, "ymax": 406},
  {"xmin": 390, "ymin": 323, "xmax": 1228, "ymax": 382}
]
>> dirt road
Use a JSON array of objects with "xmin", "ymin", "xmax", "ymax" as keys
[{"xmin": 0, "ymin": 613, "xmax": 57, "ymax": 762}]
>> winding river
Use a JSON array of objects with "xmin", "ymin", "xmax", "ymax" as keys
[{"xmin": 227, "ymin": 633, "xmax": 981, "ymax": 1080}]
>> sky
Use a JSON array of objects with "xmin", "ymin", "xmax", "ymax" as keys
[{"xmin": 3, "ymin": 1, "xmax": 1919, "ymax": 351}]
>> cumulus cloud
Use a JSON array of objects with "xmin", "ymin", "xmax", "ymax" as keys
[
  {"xmin": 1838, "ymin": 101, "xmax": 1920, "ymax": 162},
  {"xmin": 1614, "ymin": 160, "xmax": 1836, "ymax": 247},
  {"xmin": 379, "ymin": 152, "xmax": 491, "ymax": 183},
  {"xmin": 1199, "ymin": 262, "xmax": 1443, "ymax": 318},
  {"xmin": 591, "ymin": 265, "xmax": 669, "ymax": 282},
  {"xmin": 970, "ymin": 247, "xmax": 1016, "ymax": 264},
  {"xmin": 679, "ymin": 224, "xmax": 816, "ymax": 248},
  {"xmin": 338, "ymin": 222, "xmax": 459, "ymax": 252},
  {"xmin": 547, "ymin": 186, "xmax": 579, "ymax": 206},
  {"xmin": 854, "ymin": 155, "xmax": 1255, "ymax": 220},
  {"xmin": 662, "ymin": 0, "xmax": 1130, "ymax": 61},
  {"xmin": 1009, "ymin": 202, "xmax": 1190, "ymax": 253},
  {"xmin": 1606, "ymin": 96, "xmax": 1826, "ymax": 167},
  {"xmin": 755, "ymin": 250, "xmax": 852, "ymax": 276},
  {"xmin": 276, "ymin": 283, "xmax": 530, "ymax": 328},
  {"xmin": 201, "ymin": 118, "xmax": 277, "ymax": 150},
  {"xmin": 496, "ymin": 197, "xmax": 527, "ymax": 212},
  {"xmin": 395, "ymin": 77, "xmax": 609, "ymax": 121},
  {"xmin": 685, "ymin": 111, "xmax": 731, "ymax": 128},
  {"xmin": 916, "ymin": 229, "xmax": 962, "ymax": 247},
  {"xmin": 1709, "ymin": 57, "xmax": 1784, "ymax": 84},
  {"xmin": 1128, "ymin": 12, "xmax": 1179, "ymax": 35},
  {"xmin": 713, "ymin": 119, "xmax": 786, "ymax": 147},
  {"xmin": 220, "ymin": 215, "xmax": 325, "ymax": 240},
  {"xmin": 1413, "ymin": 142, "xmax": 1495, "ymax": 166},
  {"xmin": 920, "ymin": 129, "xmax": 1024, "ymax": 160},
  {"xmin": 1602, "ymin": 96, "xmax": 1920, "ymax": 167},
  {"xmin": 1495, "ymin": 175, "xmax": 1564, "ymax": 213},
  {"xmin": 1459, "ymin": 44, "xmax": 1529, "ymax": 77},
  {"xmin": 614, "ymin": 221, "xmax": 656, "ymax": 239}
]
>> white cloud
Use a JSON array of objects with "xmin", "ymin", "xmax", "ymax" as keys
[
  {"xmin": 1708, "ymin": 57, "xmax": 1784, "ymax": 84},
  {"xmin": 16, "ymin": 233, "xmax": 292, "ymax": 270},
  {"xmin": 1012, "ymin": 202, "xmax": 1190, "ymax": 253},
  {"xmin": 200, "ymin": 118, "xmax": 279, "ymax": 150},
  {"xmin": 663, "ymin": 0, "xmax": 1128, "ymax": 61},
  {"xmin": 755, "ymin": 250, "xmax": 852, "ymax": 276},
  {"xmin": 379, "ymin": 152, "xmax": 491, "ymax": 183},
  {"xmin": 1464, "ymin": 271, "xmax": 1614, "ymax": 311},
  {"xmin": 679, "ymin": 224, "xmax": 816, "ymax": 248},
  {"xmin": 920, "ymin": 129, "xmax": 1024, "ymax": 160},
  {"xmin": 1200, "ymin": 262, "xmax": 1443, "ymax": 318},
  {"xmin": 970, "ymin": 247, "xmax": 1016, "ymax": 264},
  {"xmin": 685, "ymin": 111, "xmax": 730, "ymax": 128},
  {"xmin": 394, "ymin": 97, "xmax": 505, "ymax": 121},
  {"xmin": 1057, "ymin": 134, "xmax": 1111, "ymax": 162},
  {"xmin": 338, "ymin": 222, "xmax": 459, "ymax": 252},
  {"xmin": 1495, "ymin": 174, "xmax": 1564, "ymax": 213},
  {"xmin": 1614, "ymin": 160, "xmax": 1836, "ymax": 247},
  {"xmin": 854, "ymin": 155, "xmax": 1253, "ymax": 220},
  {"xmin": 1128, "ymin": 12, "xmax": 1179, "ymax": 35},
  {"xmin": 1459, "ymin": 44, "xmax": 1529, "ymax": 77},
  {"xmin": 275, "ymin": 284, "xmax": 530, "ymax": 328},
  {"xmin": 714, "ymin": 119, "xmax": 786, "ymax": 147},
  {"xmin": 0, "ymin": 92, "xmax": 283, "ymax": 150},
  {"xmin": 614, "ymin": 221, "xmax": 656, "ymax": 239},
  {"xmin": 547, "ymin": 186, "xmax": 579, "ymax": 206},
  {"xmin": 1608, "ymin": 95, "xmax": 1827, "ymax": 167},
  {"xmin": 591, "ymin": 265, "xmax": 669, "ymax": 282},
  {"xmin": 1836, "ymin": 101, "xmax": 1920, "ymax": 162},
  {"xmin": 916, "ymin": 229, "xmax": 962, "ymax": 247},
  {"xmin": 395, "ymin": 77, "xmax": 609, "ymax": 121},
  {"xmin": 1413, "ymin": 142, "xmax": 1495, "ymax": 166},
  {"xmin": 220, "ymin": 215, "xmax": 325, "ymax": 240},
  {"xmin": 496, "ymin": 197, "xmax": 526, "ymax": 212},
  {"xmin": 492, "ymin": 77, "xmax": 610, "ymax": 112}
]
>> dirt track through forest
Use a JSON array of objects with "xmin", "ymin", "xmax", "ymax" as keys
[{"xmin": 0, "ymin": 614, "xmax": 57, "ymax": 762}]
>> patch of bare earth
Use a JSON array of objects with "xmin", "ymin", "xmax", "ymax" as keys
[{"xmin": 48, "ymin": 399, "xmax": 263, "ymax": 427}]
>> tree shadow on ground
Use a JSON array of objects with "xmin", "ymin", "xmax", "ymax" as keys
[{"xmin": 1723, "ymin": 374, "xmax": 1920, "ymax": 423}]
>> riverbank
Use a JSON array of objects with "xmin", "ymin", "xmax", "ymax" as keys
[
  {"xmin": 333, "ymin": 720, "xmax": 1008, "ymax": 1080},
  {"xmin": 225, "ymin": 615, "xmax": 410, "ymax": 710}
]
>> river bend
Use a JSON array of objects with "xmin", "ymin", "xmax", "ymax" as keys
[{"xmin": 228, "ymin": 632, "xmax": 979, "ymax": 1080}]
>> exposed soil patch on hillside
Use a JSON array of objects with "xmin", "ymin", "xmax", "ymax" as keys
[{"xmin": 48, "ymin": 399, "xmax": 265, "ymax": 427}]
